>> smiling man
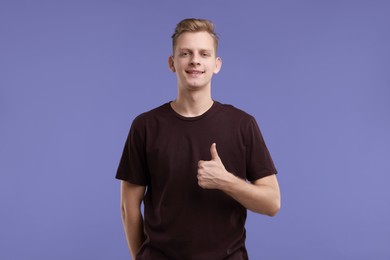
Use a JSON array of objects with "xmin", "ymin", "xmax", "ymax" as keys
[{"xmin": 116, "ymin": 18, "xmax": 280, "ymax": 260}]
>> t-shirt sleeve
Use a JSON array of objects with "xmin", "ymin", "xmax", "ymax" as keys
[
  {"xmin": 115, "ymin": 116, "xmax": 149, "ymax": 186},
  {"xmin": 245, "ymin": 116, "xmax": 277, "ymax": 182}
]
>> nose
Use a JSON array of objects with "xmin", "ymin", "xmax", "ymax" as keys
[{"xmin": 189, "ymin": 54, "xmax": 201, "ymax": 66}]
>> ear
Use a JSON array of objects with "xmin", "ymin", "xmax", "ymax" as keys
[
  {"xmin": 168, "ymin": 56, "xmax": 176, "ymax": 72},
  {"xmin": 213, "ymin": 57, "xmax": 222, "ymax": 74}
]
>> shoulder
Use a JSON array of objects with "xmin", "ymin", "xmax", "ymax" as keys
[
  {"xmin": 132, "ymin": 102, "xmax": 170, "ymax": 123},
  {"xmin": 215, "ymin": 102, "xmax": 262, "ymax": 137},
  {"xmin": 216, "ymin": 101, "xmax": 255, "ymax": 123}
]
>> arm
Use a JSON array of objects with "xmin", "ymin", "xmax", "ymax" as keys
[
  {"xmin": 221, "ymin": 174, "xmax": 280, "ymax": 216},
  {"xmin": 197, "ymin": 143, "xmax": 281, "ymax": 216},
  {"xmin": 120, "ymin": 181, "xmax": 146, "ymax": 258}
]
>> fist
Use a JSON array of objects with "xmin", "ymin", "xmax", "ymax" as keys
[{"xmin": 197, "ymin": 143, "xmax": 232, "ymax": 189}]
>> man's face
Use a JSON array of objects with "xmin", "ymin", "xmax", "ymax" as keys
[{"xmin": 169, "ymin": 31, "xmax": 222, "ymax": 91}]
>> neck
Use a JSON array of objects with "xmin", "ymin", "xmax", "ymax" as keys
[{"xmin": 171, "ymin": 87, "xmax": 213, "ymax": 117}]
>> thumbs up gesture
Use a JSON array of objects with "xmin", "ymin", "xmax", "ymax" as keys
[{"xmin": 197, "ymin": 143, "xmax": 233, "ymax": 190}]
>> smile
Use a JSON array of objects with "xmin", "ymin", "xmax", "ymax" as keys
[{"xmin": 185, "ymin": 70, "xmax": 205, "ymax": 74}]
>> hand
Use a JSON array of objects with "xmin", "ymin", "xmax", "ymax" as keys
[{"xmin": 197, "ymin": 143, "xmax": 234, "ymax": 189}]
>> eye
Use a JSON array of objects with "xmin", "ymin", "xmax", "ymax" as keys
[
  {"xmin": 180, "ymin": 51, "xmax": 189, "ymax": 57},
  {"xmin": 202, "ymin": 52, "xmax": 210, "ymax": 57}
]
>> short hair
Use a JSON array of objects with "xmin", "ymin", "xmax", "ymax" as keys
[{"xmin": 171, "ymin": 18, "xmax": 219, "ymax": 53}]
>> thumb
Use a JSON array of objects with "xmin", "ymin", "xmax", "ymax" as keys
[{"xmin": 210, "ymin": 143, "xmax": 220, "ymax": 161}]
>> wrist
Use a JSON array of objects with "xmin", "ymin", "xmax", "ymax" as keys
[{"xmin": 221, "ymin": 171, "xmax": 240, "ymax": 192}]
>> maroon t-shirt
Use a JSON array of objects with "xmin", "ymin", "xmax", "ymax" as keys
[{"xmin": 116, "ymin": 101, "xmax": 277, "ymax": 260}]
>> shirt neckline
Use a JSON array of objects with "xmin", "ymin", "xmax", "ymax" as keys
[{"xmin": 167, "ymin": 100, "xmax": 220, "ymax": 121}]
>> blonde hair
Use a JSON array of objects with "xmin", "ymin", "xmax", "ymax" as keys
[{"xmin": 171, "ymin": 18, "xmax": 219, "ymax": 53}]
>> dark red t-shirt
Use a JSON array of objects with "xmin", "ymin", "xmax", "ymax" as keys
[{"xmin": 116, "ymin": 101, "xmax": 277, "ymax": 260}]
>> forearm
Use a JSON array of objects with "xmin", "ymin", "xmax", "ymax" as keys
[
  {"xmin": 222, "ymin": 174, "xmax": 280, "ymax": 216},
  {"xmin": 197, "ymin": 146, "xmax": 280, "ymax": 216},
  {"xmin": 121, "ymin": 205, "xmax": 145, "ymax": 258}
]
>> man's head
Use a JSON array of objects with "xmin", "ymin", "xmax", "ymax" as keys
[
  {"xmin": 171, "ymin": 18, "xmax": 219, "ymax": 54},
  {"xmin": 169, "ymin": 18, "xmax": 222, "ymax": 91}
]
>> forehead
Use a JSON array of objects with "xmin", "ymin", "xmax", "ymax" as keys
[{"xmin": 175, "ymin": 31, "xmax": 216, "ymax": 52}]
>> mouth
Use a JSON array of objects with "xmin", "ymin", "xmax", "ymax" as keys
[{"xmin": 185, "ymin": 69, "xmax": 205, "ymax": 75}]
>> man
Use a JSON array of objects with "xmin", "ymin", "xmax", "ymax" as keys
[{"xmin": 116, "ymin": 18, "xmax": 280, "ymax": 260}]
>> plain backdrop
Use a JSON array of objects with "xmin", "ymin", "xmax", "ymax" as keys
[{"xmin": 1, "ymin": 1, "xmax": 389, "ymax": 259}]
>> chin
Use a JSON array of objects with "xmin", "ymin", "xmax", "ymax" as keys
[{"xmin": 186, "ymin": 84, "xmax": 209, "ymax": 90}]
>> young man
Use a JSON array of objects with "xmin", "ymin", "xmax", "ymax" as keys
[{"xmin": 116, "ymin": 18, "xmax": 280, "ymax": 260}]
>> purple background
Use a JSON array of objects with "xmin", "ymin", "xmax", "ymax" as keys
[{"xmin": 1, "ymin": 1, "xmax": 389, "ymax": 259}]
